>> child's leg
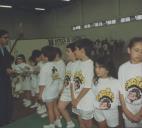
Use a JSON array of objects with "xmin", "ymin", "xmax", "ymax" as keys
[
  {"xmin": 82, "ymin": 119, "xmax": 93, "ymax": 128},
  {"xmin": 58, "ymin": 101, "xmax": 71, "ymax": 122},
  {"xmin": 118, "ymin": 106, "xmax": 124, "ymax": 128},
  {"xmin": 98, "ymin": 120, "xmax": 107, "ymax": 128},
  {"xmin": 54, "ymin": 99, "xmax": 61, "ymax": 119},
  {"xmin": 78, "ymin": 116, "xmax": 86, "ymax": 128},
  {"xmin": 46, "ymin": 101, "xmax": 55, "ymax": 124}
]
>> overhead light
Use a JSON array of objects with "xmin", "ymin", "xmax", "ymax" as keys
[
  {"xmin": 35, "ymin": 8, "xmax": 45, "ymax": 11},
  {"xmin": 0, "ymin": 5, "xmax": 12, "ymax": 8},
  {"xmin": 62, "ymin": 0, "xmax": 71, "ymax": 1},
  {"xmin": 135, "ymin": 15, "xmax": 142, "ymax": 20}
]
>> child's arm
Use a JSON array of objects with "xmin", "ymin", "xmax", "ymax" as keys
[
  {"xmin": 119, "ymin": 93, "xmax": 141, "ymax": 122},
  {"xmin": 39, "ymin": 85, "xmax": 45, "ymax": 100},
  {"xmin": 136, "ymin": 107, "xmax": 142, "ymax": 120},
  {"xmin": 72, "ymin": 88, "xmax": 90, "ymax": 108}
]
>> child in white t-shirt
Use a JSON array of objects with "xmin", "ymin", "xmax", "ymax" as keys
[
  {"xmin": 13, "ymin": 54, "xmax": 32, "ymax": 107},
  {"xmin": 51, "ymin": 47, "xmax": 65, "ymax": 127},
  {"xmin": 58, "ymin": 43, "xmax": 78, "ymax": 128},
  {"xmin": 29, "ymin": 50, "xmax": 47, "ymax": 117},
  {"xmin": 71, "ymin": 38, "xmax": 95, "ymax": 128},
  {"xmin": 39, "ymin": 46, "xmax": 61, "ymax": 128},
  {"xmin": 118, "ymin": 37, "xmax": 142, "ymax": 128},
  {"xmin": 93, "ymin": 55, "xmax": 120, "ymax": 128}
]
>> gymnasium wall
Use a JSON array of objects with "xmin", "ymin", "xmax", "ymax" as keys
[{"xmin": 41, "ymin": 0, "xmax": 142, "ymax": 41}]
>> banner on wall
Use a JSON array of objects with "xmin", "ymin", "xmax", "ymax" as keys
[{"xmin": 48, "ymin": 37, "xmax": 71, "ymax": 46}]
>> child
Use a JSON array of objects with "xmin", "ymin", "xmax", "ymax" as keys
[
  {"xmin": 71, "ymin": 38, "xmax": 95, "ymax": 128},
  {"xmin": 13, "ymin": 54, "xmax": 32, "ymax": 107},
  {"xmin": 29, "ymin": 49, "xmax": 47, "ymax": 117},
  {"xmin": 118, "ymin": 37, "xmax": 142, "ymax": 128},
  {"xmin": 93, "ymin": 55, "xmax": 120, "ymax": 128},
  {"xmin": 52, "ymin": 47, "xmax": 66, "ymax": 127},
  {"xmin": 39, "ymin": 46, "xmax": 61, "ymax": 128},
  {"xmin": 58, "ymin": 43, "xmax": 77, "ymax": 128}
]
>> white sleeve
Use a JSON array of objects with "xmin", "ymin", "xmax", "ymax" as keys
[
  {"xmin": 59, "ymin": 62, "xmax": 65, "ymax": 80},
  {"xmin": 118, "ymin": 67, "xmax": 125, "ymax": 95},
  {"xmin": 83, "ymin": 62, "xmax": 94, "ymax": 88},
  {"xmin": 39, "ymin": 65, "xmax": 52, "ymax": 87}
]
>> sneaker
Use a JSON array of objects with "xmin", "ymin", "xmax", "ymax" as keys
[
  {"xmin": 37, "ymin": 105, "xmax": 47, "ymax": 114},
  {"xmin": 54, "ymin": 119, "xmax": 62, "ymax": 128},
  {"xmin": 41, "ymin": 113, "xmax": 48, "ymax": 118},
  {"xmin": 24, "ymin": 100, "xmax": 32, "ymax": 107},
  {"xmin": 30, "ymin": 102, "xmax": 39, "ymax": 108},
  {"xmin": 67, "ymin": 121, "xmax": 75, "ymax": 128},
  {"xmin": 43, "ymin": 124, "xmax": 55, "ymax": 128},
  {"xmin": 36, "ymin": 104, "xmax": 42, "ymax": 111}
]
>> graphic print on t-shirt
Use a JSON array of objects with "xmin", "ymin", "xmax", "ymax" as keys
[
  {"xmin": 73, "ymin": 71, "xmax": 84, "ymax": 92},
  {"xmin": 125, "ymin": 76, "xmax": 142, "ymax": 105},
  {"xmin": 96, "ymin": 88, "xmax": 114, "ymax": 110},
  {"xmin": 64, "ymin": 71, "xmax": 71, "ymax": 87},
  {"xmin": 52, "ymin": 66, "xmax": 60, "ymax": 80}
]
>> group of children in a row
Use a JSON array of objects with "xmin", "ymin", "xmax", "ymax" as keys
[{"xmin": 11, "ymin": 37, "xmax": 142, "ymax": 128}]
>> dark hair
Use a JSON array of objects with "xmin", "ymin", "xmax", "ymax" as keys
[
  {"xmin": 31, "ymin": 49, "xmax": 41, "ymax": 61},
  {"xmin": 54, "ymin": 47, "xmax": 62, "ymax": 57},
  {"xmin": 41, "ymin": 45, "xmax": 56, "ymax": 61},
  {"xmin": 74, "ymin": 38, "xmax": 94, "ymax": 58},
  {"xmin": 0, "ymin": 29, "xmax": 9, "ymax": 37},
  {"xmin": 128, "ymin": 37, "xmax": 142, "ymax": 48},
  {"xmin": 15, "ymin": 54, "xmax": 26, "ymax": 63},
  {"xmin": 66, "ymin": 42, "xmax": 76, "ymax": 52},
  {"xmin": 95, "ymin": 55, "xmax": 116, "ymax": 78}
]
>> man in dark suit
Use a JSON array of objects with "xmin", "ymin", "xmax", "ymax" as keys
[{"xmin": 0, "ymin": 30, "xmax": 13, "ymax": 126}]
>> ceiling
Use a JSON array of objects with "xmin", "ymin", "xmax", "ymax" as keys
[{"xmin": 0, "ymin": 0, "xmax": 75, "ymax": 11}]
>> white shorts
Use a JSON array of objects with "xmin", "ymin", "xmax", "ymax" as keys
[
  {"xmin": 94, "ymin": 108, "xmax": 119, "ymax": 127},
  {"xmin": 72, "ymin": 108, "xmax": 94, "ymax": 120},
  {"xmin": 123, "ymin": 114, "xmax": 142, "ymax": 128},
  {"xmin": 60, "ymin": 87, "xmax": 71, "ymax": 102}
]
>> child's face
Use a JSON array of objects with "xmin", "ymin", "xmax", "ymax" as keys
[
  {"xmin": 66, "ymin": 48, "xmax": 75, "ymax": 61},
  {"xmin": 95, "ymin": 63, "xmax": 109, "ymax": 78},
  {"xmin": 74, "ymin": 47, "xmax": 82, "ymax": 59},
  {"xmin": 35, "ymin": 55, "xmax": 42, "ymax": 62},
  {"xmin": 128, "ymin": 42, "xmax": 142, "ymax": 64},
  {"xmin": 16, "ymin": 59, "xmax": 24, "ymax": 64},
  {"xmin": 41, "ymin": 54, "xmax": 48, "ymax": 62}
]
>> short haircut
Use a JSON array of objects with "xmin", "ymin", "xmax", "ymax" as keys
[
  {"xmin": 0, "ymin": 29, "xmax": 9, "ymax": 37},
  {"xmin": 31, "ymin": 49, "xmax": 42, "ymax": 60},
  {"xmin": 128, "ymin": 37, "xmax": 142, "ymax": 48},
  {"xmin": 74, "ymin": 38, "xmax": 94, "ymax": 58},
  {"xmin": 41, "ymin": 45, "xmax": 56, "ymax": 61},
  {"xmin": 54, "ymin": 47, "xmax": 62, "ymax": 57},
  {"xmin": 66, "ymin": 42, "xmax": 76, "ymax": 52},
  {"xmin": 16, "ymin": 54, "xmax": 26, "ymax": 63}
]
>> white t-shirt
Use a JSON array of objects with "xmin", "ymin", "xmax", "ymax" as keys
[
  {"xmin": 54, "ymin": 59, "xmax": 65, "ymax": 92},
  {"xmin": 93, "ymin": 77, "xmax": 121, "ymax": 110},
  {"xmin": 72, "ymin": 59, "xmax": 95, "ymax": 111},
  {"xmin": 118, "ymin": 61, "xmax": 142, "ymax": 114},
  {"xmin": 39, "ymin": 62, "xmax": 59, "ymax": 101},
  {"xmin": 60, "ymin": 60, "xmax": 80, "ymax": 101},
  {"xmin": 31, "ymin": 61, "xmax": 44, "ymax": 91}
]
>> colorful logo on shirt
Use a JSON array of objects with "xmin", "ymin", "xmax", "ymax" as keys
[
  {"xmin": 96, "ymin": 88, "xmax": 114, "ymax": 110},
  {"xmin": 73, "ymin": 71, "xmax": 84, "ymax": 91},
  {"xmin": 125, "ymin": 76, "xmax": 142, "ymax": 104},
  {"xmin": 52, "ymin": 66, "xmax": 60, "ymax": 80},
  {"xmin": 64, "ymin": 71, "xmax": 71, "ymax": 87}
]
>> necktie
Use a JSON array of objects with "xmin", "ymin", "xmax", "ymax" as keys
[{"xmin": 0, "ymin": 47, "xmax": 4, "ymax": 56}]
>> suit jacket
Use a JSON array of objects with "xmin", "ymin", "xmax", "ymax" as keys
[{"xmin": 0, "ymin": 47, "xmax": 12, "ymax": 77}]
